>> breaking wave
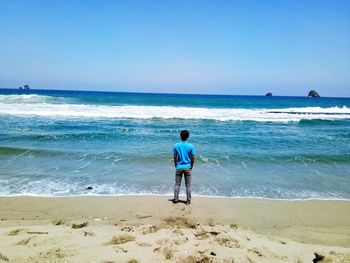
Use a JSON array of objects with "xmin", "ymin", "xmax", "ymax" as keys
[
  {"xmin": 0, "ymin": 101, "xmax": 349, "ymax": 122},
  {"xmin": 0, "ymin": 94, "xmax": 61, "ymax": 103}
]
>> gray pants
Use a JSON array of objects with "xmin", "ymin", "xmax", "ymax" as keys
[{"xmin": 174, "ymin": 168, "xmax": 192, "ymax": 201}]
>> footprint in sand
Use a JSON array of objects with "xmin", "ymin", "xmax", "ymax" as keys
[
  {"xmin": 8, "ymin": 228, "xmax": 25, "ymax": 236},
  {"xmin": 248, "ymin": 247, "xmax": 265, "ymax": 257},
  {"xmin": 52, "ymin": 219, "xmax": 66, "ymax": 226},
  {"xmin": 248, "ymin": 247, "xmax": 283, "ymax": 261},
  {"xmin": 194, "ymin": 230, "xmax": 211, "ymax": 240},
  {"xmin": 115, "ymin": 246, "xmax": 128, "ymax": 253},
  {"xmin": 156, "ymin": 236, "xmax": 188, "ymax": 247},
  {"xmin": 71, "ymin": 222, "xmax": 88, "ymax": 229},
  {"xmin": 141, "ymin": 225, "xmax": 159, "ymax": 235},
  {"xmin": 16, "ymin": 236, "xmax": 34, "ymax": 246},
  {"xmin": 0, "ymin": 252, "xmax": 9, "ymax": 262},
  {"xmin": 174, "ymin": 236, "xmax": 189, "ymax": 245},
  {"xmin": 162, "ymin": 247, "xmax": 174, "ymax": 260},
  {"xmin": 83, "ymin": 230, "xmax": 95, "ymax": 237},
  {"xmin": 153, "ymin": 245, "xmax": 174, "ymax": 260},
  {"xmin": 153, "ymin": 247, "xmax": 160, "ymax": 253},
  {"xmin": 163, "ymin": 217, "xmax": 197, "ymax": 229},
  {"xmin": 121, "ymin": 226, "xmax": 134, "ymax": 232},
  {"xmin": 172, "ymin": 229, "xmax": 184, "ymax": 236},
  {"xmin": 153, "ymin": 239, "xmax": 174, "ymax": 260},
  {"xmin": 156, "ymin": 238, "xmax": 170, "ymax": 246},
  {"xmin": 214, "ymin": 235, "xmax": 240, "ymax": 248},
  {"xmin": 229, "ymin": 224, "xmax": 238, "ymax": 230},
  {"xmin": 26, "ymin": 248, "xmax": 68, "ymax": 263},
  {"xmin": 180, "ymin": 255, "xmax": 212, "ymax": 263},
  {"xmin": 136, "ymin": 242, "xmax": 152, "ymax": 247},
  {"xmin": 221, "ymin": 258, "xmax": 235, "ymax": 263},
  {"xmin": 105, "ymin": 234, "xmax": 135, "ymax": 245}
]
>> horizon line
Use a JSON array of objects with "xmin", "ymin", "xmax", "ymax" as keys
[{"xmin": 1, "ymin": 87, "xmax": 349, "ymax": 99}]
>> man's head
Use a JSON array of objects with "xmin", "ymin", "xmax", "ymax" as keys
[{"xmin": 180, "ymin": 130, "xmax": 189, "ymax": 141}]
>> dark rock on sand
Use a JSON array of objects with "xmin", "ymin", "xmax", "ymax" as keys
[
  {"xmin": 313, "ymin": 253, "xmax": 324, "ymax": 262},
  {"xmin": 308, "ymin": 90, "xmax": 320, "ymax": 97},
  {"xmin": 265, "ymin": 92, "xmax": 272, "ymax": 96}
]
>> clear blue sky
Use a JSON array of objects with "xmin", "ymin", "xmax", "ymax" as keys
[{"xmin": 0, "ymin": 0, "xmax": 349, "ymax": 96}]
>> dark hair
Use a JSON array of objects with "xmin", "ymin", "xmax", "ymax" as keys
[{"xmin": 180, "ymin": 130, "xmax": 189, "ymax": 141}]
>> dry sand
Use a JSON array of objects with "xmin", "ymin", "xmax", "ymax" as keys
[{"xmin": 0, "ymin": 196, "xmax": 349, "ymax": 262}]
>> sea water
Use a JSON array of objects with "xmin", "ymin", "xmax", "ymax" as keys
[{"xmin": 0, "ymin": 89, "xmax": 349, "ymax": 199}]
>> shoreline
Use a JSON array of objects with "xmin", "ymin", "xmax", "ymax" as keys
[
  {"xmin": 1, "ymin": 194, "xmax": 350, "ymax": 202},
  {"xmin": 1, "ymin": 195, "xmax": 350, "ymax": 262}
]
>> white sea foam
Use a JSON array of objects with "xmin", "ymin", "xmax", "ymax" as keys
[
  {"xmin": 0, "ymin": 94, "xmax": 57, "ymax": 103},
  {"xmin": 0, "ymin": 102, "xmax": 350, "ymax": 122},
  {"xmin": 266, "ymin": 106, "xmax": 350, "ymax": 114}
]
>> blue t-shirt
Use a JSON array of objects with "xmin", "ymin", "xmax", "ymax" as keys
[{"xmin": 173, "ymin": 141, "xmax": 195, "ymax": 169}]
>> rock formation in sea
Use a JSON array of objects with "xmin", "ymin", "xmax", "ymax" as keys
[
  {"xmin": 265, "ymin": 92, "xmax": 272, "ymax": 96},
  {"xmin": 308, "ymin": 90, "xmax": 320, "ymax": 97},
  {"xmin": 24, "ymin": 85, "xmax": 30, "ymax": 90}
]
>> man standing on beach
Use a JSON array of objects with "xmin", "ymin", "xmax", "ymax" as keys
[{"xmin": 173, "ymin": 130, "xmax": 195, "ymax": 205}]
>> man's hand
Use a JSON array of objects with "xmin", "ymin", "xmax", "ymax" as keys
[
  {"xmin": 174, "ymin": 155, "xmax": 178, "ymax": 168},
  {"xmin": 190, "ymin": 156, "xmax": 195, "ymax": 170}
]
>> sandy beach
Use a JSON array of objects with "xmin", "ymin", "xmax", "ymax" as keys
[
  {"xmin": 1, "ymin": 0, "xmax": 350, "ymax": 262},
  {"xmin": 0, "ymin": 196, "xmax": 349, "ymax": 262}
]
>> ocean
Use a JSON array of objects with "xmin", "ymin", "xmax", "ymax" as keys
[{"xmin": 0, "ymin": 89, "xmax": 349, "ymax": 199}]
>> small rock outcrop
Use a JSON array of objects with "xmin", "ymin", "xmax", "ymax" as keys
[
  {"xmin": 19, "ymin": 85, "xmax": 30, "ymax": 90},
  {"xmin": 265, "ymin": 92, "xmax": 272, "ymax": 96},
  {"xmin": 308, "ymin": 90, "xmax": 320, "ymax": 97}
]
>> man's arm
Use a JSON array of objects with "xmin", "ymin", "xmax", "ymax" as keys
[
  {"xmin": 174, "ymin": 154, "xmax": 178, "ymax": 168},
  {"xmin": 190, "ymin": 145, "xmax": 195, "ymax": 169}
]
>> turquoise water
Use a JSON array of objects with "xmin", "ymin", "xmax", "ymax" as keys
[{"xmin": 0, "ymin": 89, "xmax": 350, "ymax": 199}]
